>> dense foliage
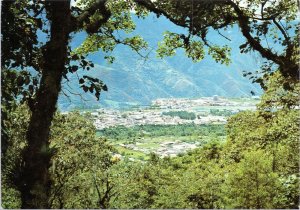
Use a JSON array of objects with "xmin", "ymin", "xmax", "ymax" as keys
[
  {"xmin": 2, "ymin": 108, "xmax": 117, "ymax": 209},
  {"xmin": 162, "ymin": 111, "xmax": 196, "ymax": 120},
  {"xmin": 3, "ymin": 71, "xmax": 299, "ymax": 208},
  {"xmin": 98, "ymin": 124, "xmax": 225, "ymax": 141},
  {"xmin": 209, "ymin": 109, "xmax": 234, "ymax": 117}
]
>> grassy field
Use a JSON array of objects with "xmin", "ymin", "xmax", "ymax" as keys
[
  {"xmin": 98, "ymin": 124, "xmax": 226, "ymax": 159},
  {"xmin": 114, "ymin": 145, "xmax": 149, "ymax": 160}
]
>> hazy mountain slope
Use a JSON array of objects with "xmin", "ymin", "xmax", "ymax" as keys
[{"xmin": 58, "ymin": 14, "xmax": 263, "ymax": 110}]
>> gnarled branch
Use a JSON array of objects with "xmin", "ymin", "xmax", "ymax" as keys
[{"xmin": 70, "ymin": 0, "xmax": 111, "ymax": 33}]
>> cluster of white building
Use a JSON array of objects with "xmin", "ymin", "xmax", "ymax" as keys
[
  {"xmin": 91, "ymin": 96, "xmax": 257, "ymax": 130},
  {"xmin": 155, "ymin": 141, "xmax": 199, "ymax": 157},
  {"xmin": 152, "ymin": 96, "xmax": 230, "ymax": 109},
  {"xmin": 117, "ymin": 140, "xmax": 201, "ymax": 158},
  {"xmin": 92, "ymin": 109, "xmax": 226, "ymax": 130},
  {"xmin": 152, "ymin": 96, "xmax": 257, "ymax": 110}
]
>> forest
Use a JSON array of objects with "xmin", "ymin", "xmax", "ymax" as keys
[
  {"xmin": 98, "ymin": 124, "xmax": 225, "ymax": 140},
  {"xmin": 162, "ymin": 111, "xmax": 197, "ymax": 120},
  {"xmin": 1, "ymin": 0, "xmax": 299, "ymax": 209}
]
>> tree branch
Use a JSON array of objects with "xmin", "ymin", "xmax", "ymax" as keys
[
  {"xmin": 217, "ymin": 29, "xmax": 231, "ymax": 41},
  {"xmin": 70, "ymin": 0, "xmax": 111, "ymax": 33},
  {"xmin": 227, "ymin": 1, "xmax": 284, "ymax": 64},
  {"xmin": 105, "ymin": 30, "xmax": 148, "ymax": 59},
  {"xmin": 272, "ymin": 18, "xmax": 290, "ymax": 42},
  {"xmin": 134, "ymin": 0, "xmax": 188, "ymax": 28},
  {"xmin": 92, "ymin": 174, "xmax": 102, "ymax": 206},
  {"xmin": 228, "ymin": 0, "xmax": 298, "ymax": 79},
  {"xmin": 135, "ymin": 0, "xmax": 298, "ymax": 79},
  {"xmin": 272, "ymin": 18, "xmax": 293, "ymax": 58}
]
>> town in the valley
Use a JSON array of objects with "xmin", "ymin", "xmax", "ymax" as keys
[
  {"xmin": 89, "ymin": 96, "xmax": 259, "ymax": 159},
  {"xmin": 91, "ymin": 96, "xmax": 258, "ymax": 130}
]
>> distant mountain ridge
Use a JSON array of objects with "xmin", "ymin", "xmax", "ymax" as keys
[{"xmin": 58, "ymin": 14, "xmax": 263, "ymax": 111}]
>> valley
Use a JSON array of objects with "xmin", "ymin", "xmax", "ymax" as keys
[{"xmin": 93, "ymin": 96, "xmax": 259, "ymax": 159}]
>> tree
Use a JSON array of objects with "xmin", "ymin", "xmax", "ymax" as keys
[
  {"xmin": 1, "ymin": 105, "xmax": 119, "ymax": 209},
  {"xmin": 1, "ymin": 105, "xmax": 29, "ymax": 209},
  {"xmin": 223, "ymin": 149, "xmax": 283, "ymax": 209},
  {"xmin": 223, "ymin": 71, "xmax": 300, "ymax": 208},
  {"xmin": 2, "ymin": 0, "xmax": 148, "ymax": 207},
  {"xmin": 48, "ymin": 112, "xmax": 116, "ymax": 209},
  {"xmin": 135, "ymin": 0, "xmax": 299, "ymax": 82},
  {"xmin": 109, "ymin": 160, "xmax": 160, "ymax": 208}
]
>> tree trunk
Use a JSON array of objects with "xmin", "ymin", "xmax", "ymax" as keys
[{"xmin": 20, "ymin": 1, "xmax": 71, "ymax": 208}]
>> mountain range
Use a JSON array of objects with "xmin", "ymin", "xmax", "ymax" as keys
[{"xmin": 58, "ymin": 14, "xmax": 263, "ymax": 111}]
